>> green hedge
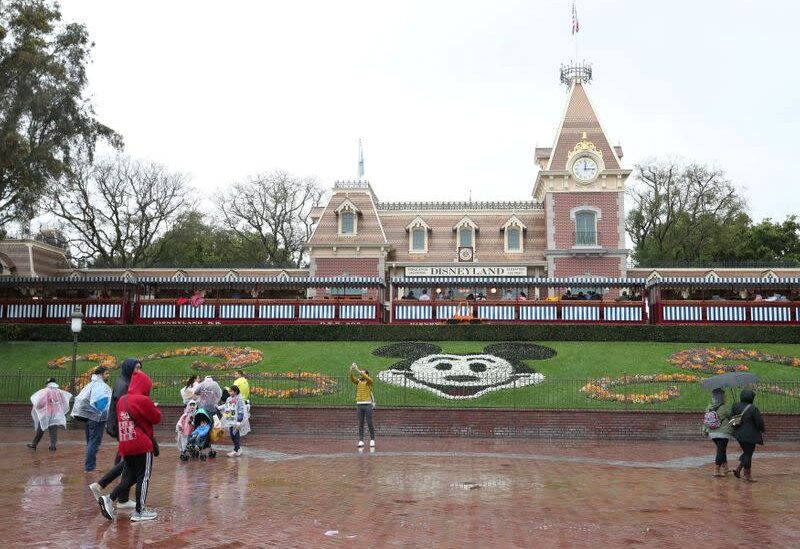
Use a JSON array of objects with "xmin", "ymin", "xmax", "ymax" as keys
[{"xmin": 2, "ymin": 322, "xmax": 799, "ymax": 343}]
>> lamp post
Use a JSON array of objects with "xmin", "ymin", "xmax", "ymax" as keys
[{"xmin": 69, "ymin": 308, "xmax": 84, "ymax": 396}]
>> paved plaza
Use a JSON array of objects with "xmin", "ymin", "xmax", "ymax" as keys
[{"xmin": 5, "ymin": 429, "xmax": 800, "ymax": 548}]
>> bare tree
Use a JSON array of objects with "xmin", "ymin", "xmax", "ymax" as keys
[
  {"xmin": 51, "ymin": 155, "xmax": 194, "ymax": 266},
  {"xmin": 216, "ymin": 170, "xmax": 324, "ymax": 268},
  {"xmin": 626, "ymin": 160, "xmax": 748, "ymax": 263}
]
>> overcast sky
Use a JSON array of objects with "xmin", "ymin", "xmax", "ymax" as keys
[{"xmin": 58, "ymin": 0, "xmax": 798, "ymax": 223}]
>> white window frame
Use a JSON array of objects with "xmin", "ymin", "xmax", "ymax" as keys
[
  {"xmin": 453, "ymin": 216, "xmax": 478, "ymax": 254},
  {"xmin": 501, "ymin": 215, "xmax": 526, "ymax": 254},
  {"xmin": 335, "ymin": 199, "xmax": 360, "ymax": 236},
  {"xmin": 406, "ymin": 216, "xmax": 431, "ymax": 254},
  {"xmin": 569, "ymin": 206, "xmax": 601, "ymax": 248}
]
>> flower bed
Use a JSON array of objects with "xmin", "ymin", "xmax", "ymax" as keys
[
  {"xmin": 141, "ymin": 346, "xmax": 263, "ymax": 371},
  {"xmin": 668, "ymin": 347, "xmax": 800, "ymax": 374},
  {"xmin": 249, "ymin": 371, "xmax": 338, "ymax": 398},
  {"xmin": 580, "ymin": 373, "xmax": 701, "ymax": 404},
  {"xmin": 47, "ymin": 353, "xmax": 116, "ymax": 371}
]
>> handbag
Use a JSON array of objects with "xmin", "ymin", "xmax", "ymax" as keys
[
  {"xmin": 728, "ymin": 404, "xmax": 752, "ymax": 428},
  {"xmin": 123, "ymin": 396, "xmax": 160, "ymax": 457}
]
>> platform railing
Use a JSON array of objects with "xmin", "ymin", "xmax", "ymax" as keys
[
  {"xmin": 656, "ymin": 300, "xmax": 799, "ymax": 324},
  {"xmin": 133, "ymin": 298, "xmax": 382, "ymax": 324},
  {"xmin": 391, "ymin": 300, "xmax": 646, "ymax": 323}
]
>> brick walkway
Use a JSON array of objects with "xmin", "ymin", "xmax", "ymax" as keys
[{"xmin": 6, "ymin": 429, "xmax": 800, "ymax": 548}]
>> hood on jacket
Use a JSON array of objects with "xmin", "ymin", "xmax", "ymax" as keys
[
  {"xmin": 128, "ymin": 370, "xmax": 153, "ymax": 397},
  {"xmin": 119, "ymin": 358, "xmax": 140, "ymax": 381},
  {"xmin": 740, "ymin": 389, "xmax": 756, "ymax": 404}
]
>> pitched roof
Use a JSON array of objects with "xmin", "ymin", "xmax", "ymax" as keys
[
  {"xmin": 546, "ymin": 82, "xmax": 621, "ymax": 171},
  {"xmin": 307, "ymin": 189, "xmax": 388, "ymax": 247}
]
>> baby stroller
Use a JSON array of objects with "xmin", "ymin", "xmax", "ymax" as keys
[{"xmin": 180, "ymin": 407, "xmax": 217, "ymax": 461}]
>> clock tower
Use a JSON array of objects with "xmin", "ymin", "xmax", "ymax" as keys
[{"xmin": 532, "ymin": 63, "xmax": 632, "ymax": 280}]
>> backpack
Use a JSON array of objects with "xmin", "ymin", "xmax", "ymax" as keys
[{"xmin": 703, "ymin": 410, "xmax": 721, "ymax": 430}]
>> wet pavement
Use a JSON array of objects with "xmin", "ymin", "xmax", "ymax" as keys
[{"xmin": 6, "ymin": 429, "xmax": 800, "ymax": 548}]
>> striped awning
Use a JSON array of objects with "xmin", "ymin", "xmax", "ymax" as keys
[
  {"xmin": 0, "ymin": 276, "xmax": 134, "ymax": 287},
  {"xmin": 391, "ymin": 277, "xmax": 646, "ymax": 288},
  {"xmin": 136, "ymin": 276, "xmax": 385, "ymax": 288},
  {"xmin": 0, "ymin": 275, "xmax": 385, "ymax": 288},
  {"xmin": 647, "ymin": 277, "xmax": 800, "ymax": 288}
]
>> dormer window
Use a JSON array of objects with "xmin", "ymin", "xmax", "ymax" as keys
[
  {"xmin": 341, "ymin": 211, "xmax": 355, "ymax": 234},
  {"xmin": 406, "ymin": 216, "xmax": 431, "ymax": 253},
  {"xmin": 453, "ymin": 217, "xmax": 478, "ymax": 252},
  {"xmin": 501, "ymin": 216, "xmax": 526, "ymax": 254},
  {"xmin": 335, "ymin": 199, "xmax": 361, "ymax": 236}
]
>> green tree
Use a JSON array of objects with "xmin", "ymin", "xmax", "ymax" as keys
[
  {"xmin": 146, "ymin": 211, "xmax": 267, "ymax": 267},
  {"xmin": 626, "ymin": 161, "xmax": 749, "ymax": 264},
  {"xmin": 736, "ymin": 216, "xmax": 800, "ymax": 263},
  {"xmin": 0, "ymin": 0, "xmax": 121, "ymax": 228}
]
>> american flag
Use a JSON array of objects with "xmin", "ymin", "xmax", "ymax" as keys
[{"xmin": 572, "ymin": 2, "xmax": 580, "ymax": 35}]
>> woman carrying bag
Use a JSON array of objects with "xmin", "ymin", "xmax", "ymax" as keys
[{"xmin": 730, "ymin": 389, "xmax": 766, "ymax": 482}]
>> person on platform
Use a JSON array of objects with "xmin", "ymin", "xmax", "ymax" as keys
[{"xmin": 418, "ymin": 289, "xmax": 431, "ymax": 301}]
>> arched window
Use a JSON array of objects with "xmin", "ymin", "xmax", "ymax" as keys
[{"xmin": 575, "ymin": 211, "xmax": 597, "ymax": 246}]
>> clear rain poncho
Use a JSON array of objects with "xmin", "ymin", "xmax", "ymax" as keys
[
  {"xmin": 193, "ymin": 376, "xmax": 222, "ymax": 412},
  {"xmin": 30, "ymin": 383, "xmax": 72, "ymax": 431},
  {"xmin": 71, "ymin": 374, "xmax": 112, "ymax": 422}
]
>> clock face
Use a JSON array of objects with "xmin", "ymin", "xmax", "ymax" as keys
[
  {"xmin": 572, "ymin": 156, "xmax": 598, "ymax": 182},
  {"xmin": 458, "ymin": 247, "xmax": 473, "ymax": 262}
]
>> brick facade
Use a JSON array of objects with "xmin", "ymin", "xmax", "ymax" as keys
[
  {"xmin": 6, "ymin": 404, "xmax": 798, "ymax": 441},
  {"xmin": 549, "ymin": 191, "xmax": 623, "ymax": 250}
]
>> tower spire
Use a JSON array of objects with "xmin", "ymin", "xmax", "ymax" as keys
[{"xmin": 357, "ymin": 139, "xmax": 365, "ymax": 180}]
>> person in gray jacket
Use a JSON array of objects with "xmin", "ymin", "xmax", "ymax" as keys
[
  {"xmin": 731, "ymin": 389, "xmax": 766, "ymax": 482},
  {"xmin": 703, "ymin": 388, "xmax": 733, "ymax": 477}
]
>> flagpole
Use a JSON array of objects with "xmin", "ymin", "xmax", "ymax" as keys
[{"xmin": 358, "ymin": 139, "xmax": 364, "ymax": 180}]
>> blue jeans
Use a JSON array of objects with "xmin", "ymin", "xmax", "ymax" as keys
[
  {"xmin": 230, "ymin": 427, "xmax": 241, "ymax": 451},
  {"xmin": 85, "ymin": 420, "xmax": 105, "ymax": 472}
]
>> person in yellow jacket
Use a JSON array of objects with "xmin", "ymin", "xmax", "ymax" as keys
[
  {"xmin": 349, "ymin": 362, "xmax": 375, "ymax": 448},
  {"xmin": 232, "ymin": 370, "xmax": 250, "ymax": 402}
]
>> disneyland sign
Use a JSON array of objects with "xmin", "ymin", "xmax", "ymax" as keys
[{"xmin": 404, "ymin": 266, "xmax": 528, "ymax": 277}]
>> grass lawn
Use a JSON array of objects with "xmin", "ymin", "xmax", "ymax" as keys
[{"xmin": 2, "ymin": 340, "xmax": 799, "ymax": 412}]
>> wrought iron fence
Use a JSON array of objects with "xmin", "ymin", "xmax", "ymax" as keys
[{"xmin": 3, "ymin": 372, "xmax": 799, "ymax": 414}]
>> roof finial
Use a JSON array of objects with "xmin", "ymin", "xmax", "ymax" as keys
[{"xmin": 560, "ymin": 62, "xmax": 592, "ymax": 87}]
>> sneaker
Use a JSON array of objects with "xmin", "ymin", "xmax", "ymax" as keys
[
  {"xmin": 234, "ymin": 450, "xmax": 242, "ymax": 457},
  {"xmin": 227, "ymin": 451, "xmax": 237, "ymax": 457},
  {"xmin": 357, "ymin": 441, "xmax": 365, "ymax": 448},
  {"xmin": 26, "ymin": 443, "xmax": 36, "ymax": 449},
  {"xmin": 98, "ymin": 495, "xmax": 115, "ymax": 521},
  {"xmin": 369, "ymin": 440, "xmax": 375, "ymax": 448},
  {"xmin": 131, "ymin": 509, "xmax": 157, "ymax": 522},
  {"xmin": 88, "ymin": 482, "xmax": 103, "ymax": 500},
  {"xmin": 116, "ymin": 500, "xmax": 136, "ymax": 509}
]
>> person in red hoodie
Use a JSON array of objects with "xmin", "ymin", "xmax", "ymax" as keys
[{"xmin": 98, "ymin": 370, "xmax": 162, "ymax": 522}]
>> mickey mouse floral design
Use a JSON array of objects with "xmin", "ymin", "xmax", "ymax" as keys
[{"xmin": 374, "ymin": 342, "xmax": 555, "ymax": 400}]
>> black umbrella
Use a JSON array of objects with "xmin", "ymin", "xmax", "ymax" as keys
[{"xmin": 700, "ymin": 372, "xmax": 759, "ymax": 390}]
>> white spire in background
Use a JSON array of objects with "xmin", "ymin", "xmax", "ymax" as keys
[{"xmin": 358, "ymin": 139, "xmax": 365, "ymax": 180}]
